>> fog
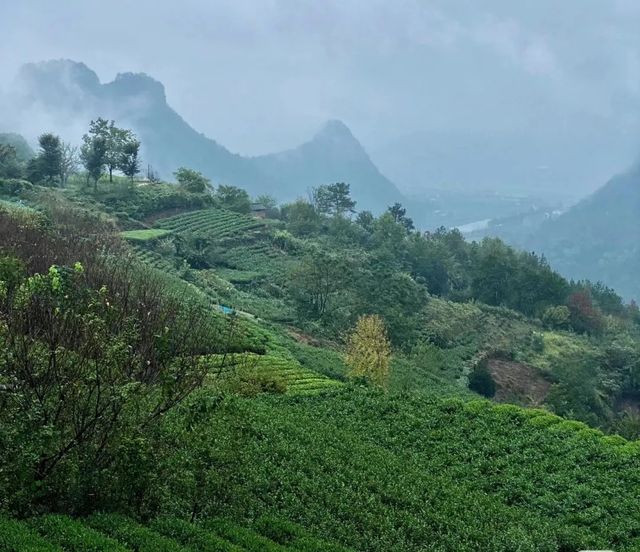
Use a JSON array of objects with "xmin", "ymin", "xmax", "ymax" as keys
[{"xmin": 2, "ymin": 0, "xmax": 640, "ymax": 197}]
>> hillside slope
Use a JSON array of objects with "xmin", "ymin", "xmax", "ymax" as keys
[
  {"xmin": 252, "ymin": 119, "xmax": 402, "ymax": 210},
  {"xmin": 2, "ymin": 166, "xmax": 640, "ymax": 550},
  {"xmin": 12, "ymin": 60, "xmax": 402, "ymax": 211},
  {"xmin": 526, "ymin": 165, "xmax": 640, "ymax": 300}
]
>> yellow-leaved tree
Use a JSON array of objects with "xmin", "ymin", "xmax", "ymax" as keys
[{"xmin": 345, "ymin": 314, "xmax": 392, "ymax": 388}]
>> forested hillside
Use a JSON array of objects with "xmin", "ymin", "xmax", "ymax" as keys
[
  {"xmin": 13, "ymin": 60, "xmax": 402, "ymax": 212},
  {"xmin": 525, "ymin": 165, "xmax": 640, "ymax": 301},
  {"xmin": 1, "ymin": 120, "xmax": 640, "ymax": 550}
]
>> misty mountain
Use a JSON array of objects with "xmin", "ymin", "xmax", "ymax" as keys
[
  {"xmin": 0, "ymin": 133, "xmax": 34, "ymax": 162},
  {"xmin": 463, "ymin": 166, "xmax": 640, "ymax": 301},
  {"xmin": 521, "ymin": 166, "xmax": 640, "ymax": 300},
  {"xmin": 252, "ymin": 119, "xmax": 400, "ymax": 208},
  {"xmin": 11, "ymin": 60, "xmax": 402, "ymax": 212}
]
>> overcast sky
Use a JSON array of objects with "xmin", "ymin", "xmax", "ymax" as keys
[{"xmin": 2, "ymin": 0, "xmax": 640, "ymax": 160}]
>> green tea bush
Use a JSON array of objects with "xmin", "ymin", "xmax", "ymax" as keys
[
  {"xmin": 156, "ymin": 208, "xmax": 263, "ymax": 239},
  {"xmin": 160, "ymin": 389, "xmax": 640, "ymax": 552},
  {"xmin": 86, "ymin": 513, "xmax": 187, "ymax": 552},
  {"xmin": 0, "ymin": 517, "xmax": 61, "ymax": 551},
  {"xmin": 253, "ymin": 515, "xmax": 305, "ymax": 545},
  {"xmin": 254, "ymin": 516, "xmax": 352, "ymax": 552},
  {"xmin": 203, "ymin": 518, "xmax": 285, "ymax": 552},
  {"xmin": 151, "ymin": 517, "xmax": 241, "ymax": 551},
  {"xmin": 30, "ymin": 515, "xmax": 128, "ymax": 552}
]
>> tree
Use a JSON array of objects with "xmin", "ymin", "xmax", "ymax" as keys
[
  {"xmin": 174, "ymin": 167, "xmax": 211, "ymax": 193},
  {"xmin": 387, "ymin": 202, "xmax": 414, "ymax": 232},
  {"xmin": 355, "ymin": 210, "xmax": 375, "ymax": 232},
  {"xmin": 60, "ymin": 142, "xmax": 79, "ymax": 187},
  {"xmin": 0, "ymin": 144, "xmax": 21, "ymax": 179},
  {"xmin": 0, "ymin": 258, "xmax": 220, "ymax": 510},
  {"xmin": 345, "ymin": 314, "xmax": 392, "ymax": 388},
  {"xmin": 80, "ymin": 135, "xmax": 107, "ymax": 191},
  {"xmin": 216, "ymin": 185, "xmax": 251, "ymax": 213},
  {"xmin": 27, "ymin": 133, "xmax": 63, "ymax": 186},
  {"xmin": 290, "ymin": 253, "xmax": 349, "ymax": 320},
  {"xmin": 119, "ymin": 138, "xmax": 141, "ymax": 182},
  {"xmin": 567, "ymin": 290, "xmax": 605, "ymax": 335},
  {"xmin": 312, "ymin": 182, "xmax": 356, "ymax": 217},
  {"xmin": 542, "ymin": 305, "xmax": 571, "ymax": 330},
  {"xmin": 281, "ymin": 199, "xmax": 321, "ymax": 236},
  {"xmin": 84, "ymin": 118, "xmax": 138, "ymax": 182}
]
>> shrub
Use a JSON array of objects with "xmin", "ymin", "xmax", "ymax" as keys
[
  {"xmin": 0, "ymin": 517, "xmax": 61, "ymax": 551},
  {"xmin": 31, "ymin": 514, "xmax": 127, "ymax": 552},
  {"xmin": 530, "ymin": 332, "xmax": 545, "ymax": 353},
  {"xmin": 541, "ymin": 305, "xmax": 571, "ymax": 330},
  {"xmin": 151, "ymin": 517, "xmax": 240, "ymax": 551},
  {"xmin": 226, "ymin": 369, "xmax": 288, "ymax": 397},
  {"xmin": 254, "ymin": 515, "xmax": 306, "ymax": 544},
  {"xmin": 253, "ymin": 517, "xmax": 353, "ymax": 552},
  {"xmin": 86, "ymin": 513, "xmax": 187, "ymax": 552},
  {"xmin": 203, "ymin": 518, "xmax": 285, "ymax": 552},
  {"xmin": 0, "ymin": 178, "xmax": 33, "ymax": 195}
]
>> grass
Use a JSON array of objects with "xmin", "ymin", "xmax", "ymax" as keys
[{"xmin": 120, "ymin": 228, "xmax": 172, "ymax": 241}]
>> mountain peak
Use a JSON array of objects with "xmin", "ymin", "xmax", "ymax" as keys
[
  {"xmin": 315, "ymin": 119, "xmax": 356, "ymax": 141},
  {"xmin": 17, "ymin": 59, "xmax": 101, "ymax": 97},
  {"xmin": 105, "ymin": 72, "xmax": 166, "ymax": 105}
]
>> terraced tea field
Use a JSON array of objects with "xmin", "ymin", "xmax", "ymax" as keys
[
  {"xmin": 129, "ymin": 243, "xmax": 178, "ymax": 274},
  {"xmin": 1, "ymin": 513, "xmax": 352, "ymax": 551},
  {"xmin": 155, "ymin": 208, "xmax": 265, "ymax": 238},
  {"xmin": 120, "ymin": 228, "xmax": 173, "ymax": 241},
  {"xmin": 207, "ymin": 352, "xmax": 343, "ymax": 395}
]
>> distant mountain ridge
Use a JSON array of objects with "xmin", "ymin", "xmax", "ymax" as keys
[
  {"xmin": 12, "ymin": 59, "xmax": 403, "ymax": 212},
  {"xmin": 524, "ymin": 166, "xmax": 640, "ymax": 300}
]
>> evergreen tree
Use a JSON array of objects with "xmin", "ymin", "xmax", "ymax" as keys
[
  {"xmin": 119, "ymin": 139, "xmax": 141, "ymax": 182},
  {"xmin": 80, "ymin": 136, "xmax": 107, "ymax": 191},
  {"xmin": 312, "ymin": 182, "xmax": 356, "ymax": 217},
  {"xmin": 28, "ymin": 133, "xmax": 63, "ymax": 185},
  {"xmin": 387, "ymin": 202, "xmax": 414, "ymax": 231}
]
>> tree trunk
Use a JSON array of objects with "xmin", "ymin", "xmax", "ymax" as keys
[{"xmin": 109, "ymin": 167, "xmax": 113, "ymax": 183}]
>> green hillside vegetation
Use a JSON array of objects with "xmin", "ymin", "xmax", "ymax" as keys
[
  {"xmin": 527, "ymin": 166, "xmax": 640, "ymax": 301},
  {"xmin": 1, "ymin": 513, "xmax": 350, "ymax": 552},
  {"xmin": 1, "ymin": 121, "xmax": 640, "ymax": 549},
  {"xmin": 15, "ymin": 60, "xmax": 403, "ymax": 212},
  {"xmin": 120, "ymin": 228, "xmax": 172, "ymax": 241}
]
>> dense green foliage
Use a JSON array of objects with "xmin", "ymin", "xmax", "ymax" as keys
[
  {"xmin": 1, "ymin": 120, "xmax": 640, "ymax": 550},
  {"xmin": 136, "ymin": 389, "xmax": 640, "ymax": 551},
  {"xmin": 0, "ymin": 517, "xmax": 61, "ymax": 551},
  {"xmin": 30, "ymin": 515, "xmax": 128, "ymax": 551}
]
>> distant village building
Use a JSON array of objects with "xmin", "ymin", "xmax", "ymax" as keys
[{"xmin": 250, "ymin": 203, "xmax": 268, "ymax": 219}]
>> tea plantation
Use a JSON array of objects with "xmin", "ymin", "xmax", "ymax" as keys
[
  {"xmin": 0, "ymin": 514, "xmax": 352, "ymax": 551},
  {"xmin": 2, "ymin": 174, "xmax": 640, "ymax": 551}
]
